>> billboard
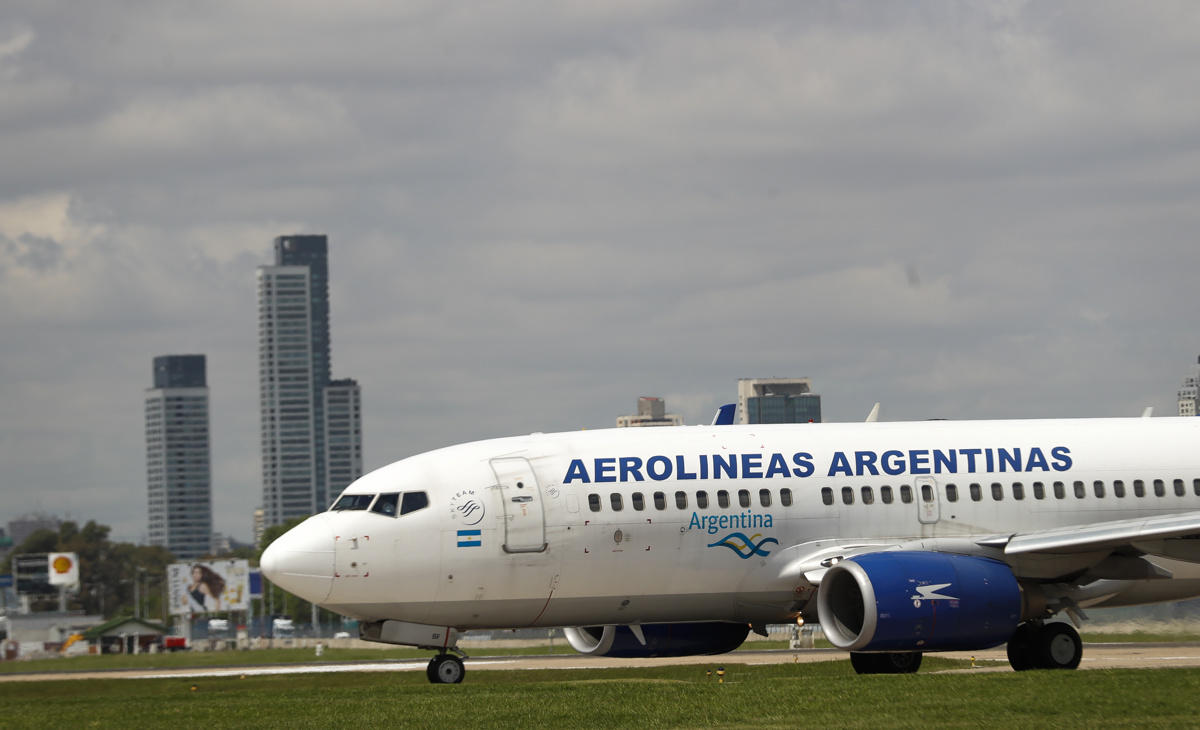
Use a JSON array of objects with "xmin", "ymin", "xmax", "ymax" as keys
[
  {"xmin": 14, "ymin": 554, "xmax": 53, "ymax": 595},
  {"xmin": 167, "ymin": 560, "xmax": 250, "ymax": 615}
]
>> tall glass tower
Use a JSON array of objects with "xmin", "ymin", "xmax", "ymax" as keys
[
  {"xmin": 146, "ymin": 354, "xmax": 212, "ymax": 559},
  {"xmin": 258, "ymin": 235, "xmax": 362, "ymax": 528}
]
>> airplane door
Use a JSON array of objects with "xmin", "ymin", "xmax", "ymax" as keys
[
  {"xmin": 916, "ymin": 476, "xmax": 940, "ymax": 524},
  {"xmin": 491, "ymin": 457, "xmax": 547, "ymax": 553}
]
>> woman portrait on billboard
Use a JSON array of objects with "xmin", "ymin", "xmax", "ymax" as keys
[{"xmin": 187, "ymin": 564, "xmax": 227, "ymax": 611}]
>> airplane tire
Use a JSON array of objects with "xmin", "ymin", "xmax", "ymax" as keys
[
  {"xmin": 1006, "ymin": 624, "xmax": 1037, "ymax": 671},
  {"xmin": 1033, "ymin": 623, "xmax": 1082, "ymax": 670},
  {"xmin": 850, "ymin": 651, "xmax": 922, "ymax": 674},
  {"xmin": 427, "ymin": 654, "xmax": 465, "ymax": 684}
]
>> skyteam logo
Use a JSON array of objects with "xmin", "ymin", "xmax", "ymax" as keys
[
  {"xmin": 448, "ymin": 490, "xmax": 486, "ymax": 526},
  {"xmin": 707, "ymin": 532, "xmax": 778, "ymax": 559}
]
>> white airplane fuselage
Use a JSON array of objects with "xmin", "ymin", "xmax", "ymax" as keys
[{"xmin": 263, "ymin": 417, "xmax": 1200, "ymax": 635}]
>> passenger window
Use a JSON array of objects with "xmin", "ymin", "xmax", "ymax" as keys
[
  {"xmin": 589, "ymin": 494, "xmax": 602, "ymax": 512},
  {"xmin": 842, "ymin": 487, "xmax": 855, "ymax": 505},
  {"xmin": 331, "ymin": 493, "xmax": 374, "ymax": 511},
  {"xmin": 738, "ymin": 489, "xmax": 751, "ymax": 508},
  {"xmin": 921, "ymin": 484, "xmax": 934, "ymax": 503},
  {"xmin": 780, "ymin": 488, "xmax": 793, "ymax": 507},
  {"xmin": 675, "ymin": 491, "xmax": 688, "ymax": 509},
  {"xmin": 653, "ymin": 492, "xmax": 666, "ymax": 510},
  {"xmin": 371, "ymin": 492, "xmax": 400, "ymax": 517},
  {"xmin": 717, "ymin": 490, "xmax": 730, "ymax": 508},
  {"xmin": 1073, "ymin": 481, "xmax": 1086, "ymax": 499},
  {"xmin": 1012, "ymin": 483, "xmax": 1024, "ymax": 501},
  {"xmin": 861, "ymin": 487, "xmax": 874, "ymax": 505},
  {"xmin": 632, "ymin": 492, "xmax": 645, "ymax": 511},
  {"xmin": 696, "ymin": 491, "xmax": 709, "ymax": 509},
  {"xmin": 760, "ymin": 489, "xmax": 772, "ymax": 507},
  {"xmin": 1113, "ymin": 480, "xmax": 1125, "ymax": 498},
  {"xmin": 400, "ymin": 491, "xmax": 429, "ymax": 515},
  {"xmin": 610, "ymin": 493, "xmax": 623, "ymax": 511},
  {"xmin": 881, "ymin": 486, "xmax": 894, "ymax": 504},
  {"xmin": 1194, "ymin": 479, "xmax": 1200, "ymax": 496},
  {"xmin": 1094, "ymin": 481, "xmax": 1105, "ymax": 499},
  {"xmin": 900, "ymin": 485, "xmax": 913, "ymax": 504},
  {"xmin": 1053, "ymin": 481, "xmax": 1065, "ymax": 499},
  {"xmin": 1033, "ymin": 482, "xmax": 1045, "ymax": 500},
  {"xmin": 822, "ymin": 487, "xmax": 834, "ymax": 506},
  {"xmin": 1175, "ymin": 479, "xmax": 1186, "ymax": 497},
  {"xmin": 1154, "ymin": 479, "xmax": 1166, "ymax": 497},
  {"xmin": 945, "ymin": 484, "xmax": 958, "ymax": 502},
  {"xmin": 991, "ymin": 483, "xmax": 1003, "ymax": 501},
  {"xmin": 1134, "ymin": 480, "xmax": 1145, "ymax": 497},
  {"xmin": 970, "ymin": 483, "xmax": 982, "ymax": 502}
]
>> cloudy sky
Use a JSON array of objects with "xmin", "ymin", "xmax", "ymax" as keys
[{"xmin": 3, "ymin": 1, "xmax": 1199, "ymax": 545}]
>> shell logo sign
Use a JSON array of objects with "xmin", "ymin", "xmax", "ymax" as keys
[{"xmin": 47, "ymin": 552, "xmax": 79, "ymax": 585}]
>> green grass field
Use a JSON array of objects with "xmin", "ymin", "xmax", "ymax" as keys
[{"xmin": 2, "ymin": 659, "xmax": 1199, "ymax": 729}]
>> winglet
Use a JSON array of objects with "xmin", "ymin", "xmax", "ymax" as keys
[
  {"xmin": 711, "ymin": 404, "xmax": 736, "ymax": 426},
  {"xmin": 1142, "ymin": 407, "xmax": 1153, "ymax": 418},
  {"xmin": 865, "ymin": 403, "xmax": 880, "ymax": 423}
]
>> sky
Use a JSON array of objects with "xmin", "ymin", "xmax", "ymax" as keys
[{"xmin": 2, "ymin": 1, "xmax": 1199, "ymax": 545}]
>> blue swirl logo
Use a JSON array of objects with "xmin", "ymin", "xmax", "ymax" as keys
[{"xmin": 707, "ymin": 532, "xmax": 778, "ymax": 559}]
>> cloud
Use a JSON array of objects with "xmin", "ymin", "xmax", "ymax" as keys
[{"xmin": 2, "ymin": 2, "xmax": 1200, "ymax": 542}]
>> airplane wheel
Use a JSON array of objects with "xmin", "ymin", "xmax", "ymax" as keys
[
  {"xmin": 1006, "ymin": 624, "xmax": 1037, "ymax": 671},
  {"xmin": 850, "ymin": 652, "xmax": 922, "ymax": 674},
  {"xmin": 1033, "ymin": 623, "xmax": 1082, "ymax": 670},
  {"xmin": 427, "ymin": 654, "xmax": 465, "ymax": 684}
]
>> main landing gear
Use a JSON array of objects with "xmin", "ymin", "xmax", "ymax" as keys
[
  {"xmin": 426, "ymin": 652, "xmax": 466, "ymax": 684},
  {"xmin": 1006, "ymin": 621, "xmax": 1083, "ymax": 671},
  {"xmin": 850, "ymin": 651, "xmax": 923, "ymax": 674}
]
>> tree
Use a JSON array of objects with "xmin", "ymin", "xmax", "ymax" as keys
[{"xmin": 4, "ymin": 520, "xmax": 175, "ymax": 619}]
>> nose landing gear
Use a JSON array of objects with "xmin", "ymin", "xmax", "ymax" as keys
[{"xmin": 427, "ymin": 652, "xmax": 467, "ymax": 684}]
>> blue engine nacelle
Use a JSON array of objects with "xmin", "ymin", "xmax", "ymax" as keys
[
  {"xmin": 563, "ymin": 622, "xmax": 749, "ymax": 658},
  {"xmin": 816, "ymin": 551, "xmax": 1021, "ymax": 653}
]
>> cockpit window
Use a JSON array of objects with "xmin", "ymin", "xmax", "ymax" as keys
[
  {"xmin": 371, "ymin": 493, "xmax": 399, "ymax": 516},
  {"xmin": 400, "ymin": 491, "xmax": 430, "ymax": 515},
  {"xmin": 331, "ymin": 494, "xmax": 374, "ymax": 511}
]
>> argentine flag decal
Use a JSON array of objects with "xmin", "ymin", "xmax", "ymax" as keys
[{"xmin": 457, "ymin": 529, "xmax": 482, "ymax": 547}]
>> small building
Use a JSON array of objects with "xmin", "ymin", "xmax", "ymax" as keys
[
  {"xmin": 0, "ymin": 612, "xmax": 104, "ymax": 659},
  {"xmin": 737, "ymin": 377, "xmax": 822, "ymax": 424},
  {"xmin": 616, "ymin": 397, "xmax": 684, "ymax": 427},
  {"xmin": 82, "ymin": 617, "xmax": 172, "ymax": 655}
]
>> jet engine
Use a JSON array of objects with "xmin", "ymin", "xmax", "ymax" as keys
[
  {"xmin": 563, "ymin": 622, "xmax": 750, "ymax": 658},
  {"xmin": 817, "ymin": 551, "xmax": 1021, "ymax": 653}
]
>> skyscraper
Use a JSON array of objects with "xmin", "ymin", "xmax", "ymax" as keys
[
  {"xmin": 258, "ymin": 235, "xmax": 362, "ymax": 527},
  {"xmin": 146, "ymin": 354, "xmax": 212, "ymax": 559}
]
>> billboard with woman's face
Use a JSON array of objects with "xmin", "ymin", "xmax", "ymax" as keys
[{"xmin": 167, "ymin": 560, "xmax": 249, "ymax": 615}]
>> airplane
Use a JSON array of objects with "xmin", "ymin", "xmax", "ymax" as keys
[{"xmin": 260, "ymin": 406, "xmax": 1200, "ymax": 683}]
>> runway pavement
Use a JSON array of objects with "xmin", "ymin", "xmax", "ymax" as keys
[{"xmin": 5, "ymin": 643, "xmax": 1200, "ymax": 682}]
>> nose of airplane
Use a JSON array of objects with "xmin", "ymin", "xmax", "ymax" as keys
[{"xmin": 260, "ymin": 514, "xmax": 335, "ymax": 605}]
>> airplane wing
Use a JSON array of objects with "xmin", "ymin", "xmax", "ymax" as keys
[{"xmin": 975, "ymin": 510, "xmax": 1200, "ymax": 558}]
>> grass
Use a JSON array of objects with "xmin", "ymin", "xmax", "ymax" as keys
[{"xmin": 2, "ymin": 659, "xmax": 1199, "ymax": 729}]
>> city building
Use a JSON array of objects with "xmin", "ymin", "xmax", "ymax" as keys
[
  {"xmin": 5, "ymin": 514, "xmax": 61, "ymax": 552},
  {"xmin": 145, "ymin": 355, "xmax": 212, "ymax": 560},
  {"xmin": 1179, "ymin": 357, "xmax": 1200, "ymax": 417},
  {"xmin": 737, "ymin": 377, "xmax": 822, "ymax": 424},
  {"xmin": 616, "ymin": 397, "xmax": 684, "ymax": 427},
  {"xmin": 257, "ymin": 235, "xmax": 363, "ymax": 527}
]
